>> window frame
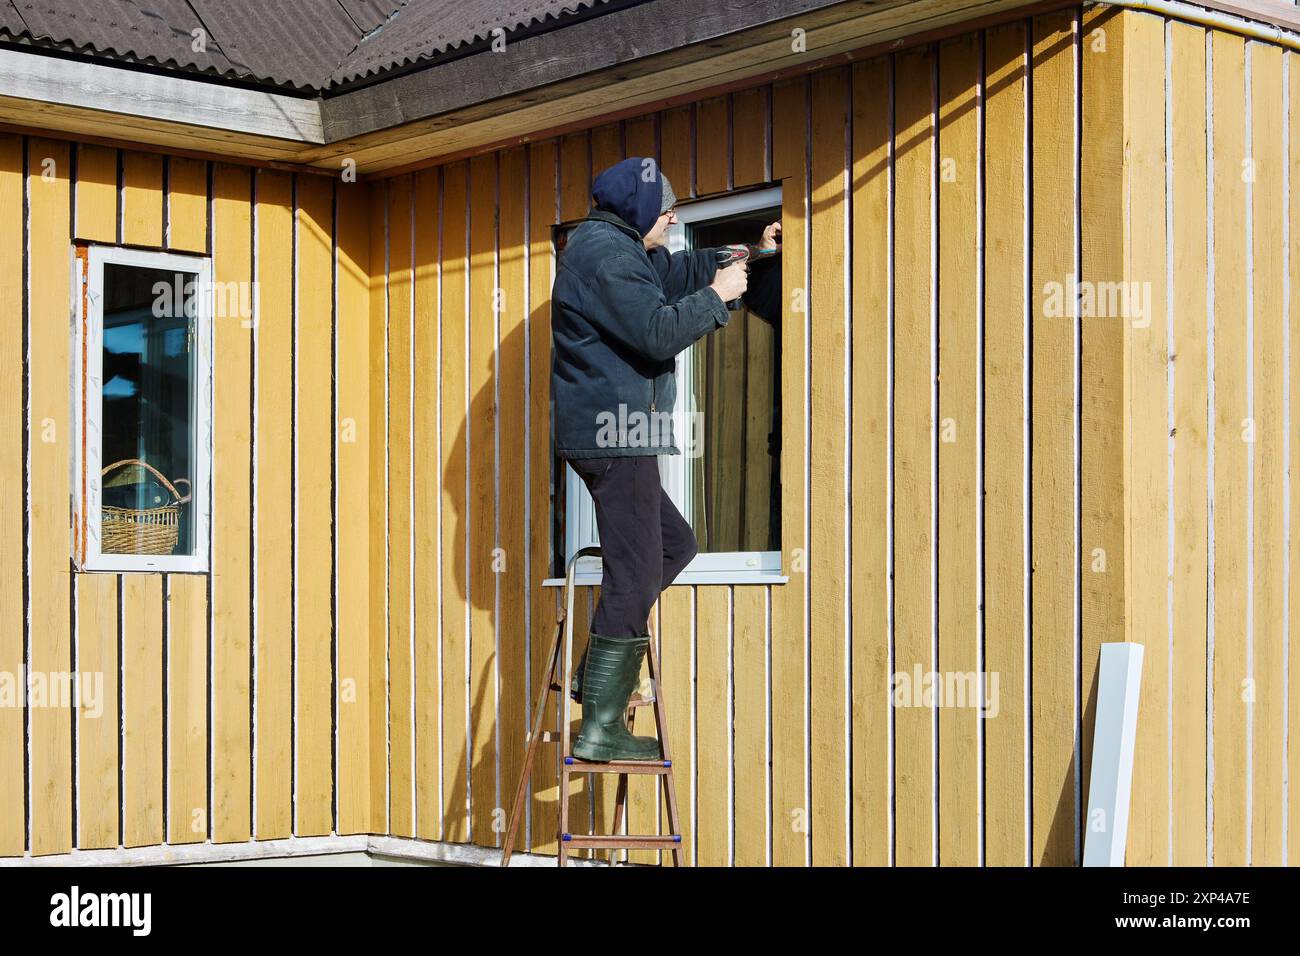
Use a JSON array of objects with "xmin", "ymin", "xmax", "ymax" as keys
[
  {"xmin": 72, "ymin": 244, "xmax": 214, "ymax": 574},
  {"xmin": 561, "ymin": 185, "xmax": 784, "ymax": 584}
]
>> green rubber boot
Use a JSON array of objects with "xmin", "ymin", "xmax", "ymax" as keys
[
  {"xmin": 572, "ymin": 633, "xmax": 662, "ymax": 762},
  {"xmin": 569, "ymin": 646, "xmax": 587, "ymax": 703}
]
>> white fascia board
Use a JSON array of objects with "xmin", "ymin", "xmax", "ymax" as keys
[{"xmin": 0, "ymin": 46, "xmax": 323, "ymax": 144}]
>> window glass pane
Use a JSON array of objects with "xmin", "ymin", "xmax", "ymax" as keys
[
  {"xmin": 686, "ymin": 206, "xmax": 782, "ymax": 553},
  {"xmin": 100, "ymin": 263, "xmax": 197, "ymax": 557}
]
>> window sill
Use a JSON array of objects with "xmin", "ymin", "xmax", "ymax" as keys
[{"xmin": 542, "ymin": 571, "xmax": 789, "ymax": 587}]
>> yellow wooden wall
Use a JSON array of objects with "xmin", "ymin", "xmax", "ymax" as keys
[
  {"xmin": 3, "ymin": 3, "xmax": 1300, "ymax": 868},
  {"xmin": 0, "ymin": 140, "xmax": 377, "ymax": 857},
  {"xmin": 363, "ymin": 6, "xmax": 1300, "ymax": 867}
]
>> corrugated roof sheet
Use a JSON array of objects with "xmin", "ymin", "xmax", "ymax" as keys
[
  {"xmin": 2, "ymin": 0, "xmax": 246, "ymax": 80},
  {"xmin": 0, "ymin": 0, "xmax": 616, "ymax": 91},
  {"xmin": 187, "ymin": 0, "xmax": 370, "ymax": 89},
  {"xmin": 330, "ymin": 0, "xmax": 607, "ymax": 85}
]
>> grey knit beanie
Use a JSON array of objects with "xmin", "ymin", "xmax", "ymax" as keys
[{"xmin": 659, "ymin": 172, "xmax": 677, "ymax": 214}]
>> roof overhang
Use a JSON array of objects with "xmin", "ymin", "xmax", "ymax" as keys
[{"xmin": 1, "ymin": 0, "xmax": 1297, "ymax": 175}]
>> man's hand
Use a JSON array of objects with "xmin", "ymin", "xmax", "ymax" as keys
[
  {"xmin": 710, "ymin": 261, "xmax": 749, "ymax": 302},
  {"xmin": 758, "ymin": 221, "xmax": 781, "ymax": 252}
]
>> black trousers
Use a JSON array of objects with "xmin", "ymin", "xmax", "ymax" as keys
[{"xmin": 569, "ymin": 455, "xmax": 698, "ymax": 639}]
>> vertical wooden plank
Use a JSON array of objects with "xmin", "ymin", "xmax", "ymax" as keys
[
  {"xmin": 1210, "ymin": 29, "xmax": 1248, "ymax": 867},
  {"xmin": 167, "ymin": 574, "xmax": 208, "ymax": 844},
  {"xmin": 76, "ymin": 575, "xmax": 119, "ymax": 848},
  {"xmin": 981, "ymin": 21, "xmax": 1029, "ymax": 867},
  {"xmin": 770, "ymin": 77, "xmax": 809, "ymax": 867},
  {"xmin": 732, "ymin": 86, "xmax": 769, "ymax": 188},
  {"xmin": 295, "ymin": 173, "xmax": 335, "ymax": 836},
  {"xmin": 1029, "ymin": 13, "xmax": 1078, "ymax": 866},
  {"xmin": 809, "ymin": 68, "xmax": 849, "ymax": 866},
  {"xmin": 74, "ymin": 144, "xmax": 117, "ymax": 243},
  {"xmin": 696, "ymin": 96, "xmax": 730, "ymax": 194},
  {"xmin": 1249, "ymin": 39, "xmax": 1285, "ymax": 866},
  {"xmin": 569, "ymin": 586, "xmax": 593, "ymax": 856},
  {"xmin": 624, "ymin": 113, "xmax": 657, "ymax": 161},
  {"xmin": 733, "ymin": 585, "xmax": 767, "ymax": 866},
  {"xmin": 336, "ymin": 180, "xmax": 372, "ymax": 836},
  {"xmin": 122, "ymin": 574, "xmax": 163, "ymax": 847},
  {"xmin": 850, "ymin": 55, "xmax": 892, "ymax": 867},
  {"xmin": 497, "ymin": 147, "xmax": 528, "ymax": 854},
  {"xmin": 0, "ymin": 133, "xmax": 24, "ymax": 857},
  {"xmin": 167, "ymin": 157, "xmax": 209, "ymax": 253},
  {"xmin": 440, "ymin": 162, "xmax": 470, "ymax": 843},
  {"xmin": 122, "ymin": 151, "xmax": 163, "ymax": 246},
  {"xmin": 659, "ymin": 106, "xmax": 693, "ymax": 199},
  {"xmin": 590, "ymin": 122, "xmax": 622, "ymax": 176},
  {"xmin": 253, "ymin": 169, "xmax": 293, "ymax": 841},
  {"xmin": 559, "ymin": 132, "xmax": 589, "ymax": 222},
  {"xmin": 27, "ymin": 137, "xmax": 72, "ymax": 855},
  {"xmin": 936, "ymin": 35, "xmax": 980, "ymax": 866},
  {"xmin": 696, "ymin": 586, "xmax": 730, "ymax": 866},
  {"xmin": 892, "ymin": 49, "xmax": 936, "ymax": 867},
  {"xmin": 387, "ymin": 173, "xmax": 415, "ymax": 837},
  {"xmin": 211, "ymin": 162, "xmax": 253, "ymax": 844},
  {"xmin": 1289, "ymin": 49, "xmax": 1300, "ymax": 869},
  {"xmin": 658, "ymin": 585, "xmax": 694, "ymax": 865},
  {"xmin": 413, "ymin": 166, "xmax": 441, "ymax": 841},
  {"xmin": 366, "ymin": 179, "xmax": 389, "ymax": 834},
  {"xmin": 1169, "ymin": 20, "xmax": 1209, "ymax": 867},
  {"xmin": 468, "ymin": 154, "xmax": 498, "ymax": 846},
  {"xmin": 526, "ymin": 141, "xmax": 559, "ymax": 856},
  {"xmin": 1118, "ymin": 8, "xmax": 1168, "ymax": 865}
]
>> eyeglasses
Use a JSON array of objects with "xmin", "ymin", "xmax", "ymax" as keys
[{"xmin": 662, "ymin": 207, "xmax": 678, "ymax": 223}]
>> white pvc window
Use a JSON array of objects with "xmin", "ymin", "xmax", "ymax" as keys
[
  {"xmin": 562, "ymin": 185, "xmax": 783, "ymax": 583},
  {"xmin": 73, "ymin": 246, "xmax": 213, "ymax": 573}
]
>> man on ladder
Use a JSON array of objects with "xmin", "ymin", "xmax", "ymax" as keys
[{"xmin": 549, "ymin": 156, "xmax": 753, "ymax": 761}]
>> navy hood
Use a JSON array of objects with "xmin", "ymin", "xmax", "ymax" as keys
[{"xmin": 590, "ymin": 156, "xmax": 665, "ymax": 238}]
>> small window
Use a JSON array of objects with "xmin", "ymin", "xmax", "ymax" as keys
[
  {"xmin": 73, "ymin": 246, "xmax": 212, "ymax": 573},
  {"xmin": 557, "ymin": 185, "xmax": 783, "ymax": 582}
]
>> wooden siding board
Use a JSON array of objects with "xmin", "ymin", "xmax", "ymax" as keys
[
  {"xmin": 891, "ymin": 49, "xmax": 936, "ymax": 867},
  {"xmin": 295, "ymin": 172, "xmax": 336, "ymax": 836},
  {"xmin": 936, "ymin": 34, "xmax": 980, "ymax": 866},
  {"xmin": 497, "ymin": 147, "xmax": 528, "ymax": 855},
  {"xmin": 74, "ymin": 144, "xmax": 117, "ymax": 243},
  {"xmin": 981, "ymin": 21, "xmax": 1029, "ymax": 867},
  {"xmin": 809, "ymin": 67, "xmax": 850, "ymax": 866},
  {"xmin": 1169, "ymin": 20, "xmax": 1210, "ymax": 867},
  {"xmin": 770, "ymin": 76, "xmax": 809, "ymax": 868},
  {"xmin": 413, "ymin": 166, "xmax": 441, "ymax": 841},
  {"xmin": 526, "ymin": 140, "xmax": 559, "ymax": 856},
  {"xmin": 0, "ymin": 133, "xmax": 23, "ymax": 857},
  {"xmin": 335, "ymin": 179, "xmax": 372, "ymax": 836},
  {"xmin": 1029, "ymin": 13, "xmax": 1078, "ymax": 867},
  {"xmin": 1210, "ymin": 28, "xmax": 1249, "ymax": 866},
  {"xmin": 167, "ymin": 157, "xmax": 209, "ymax": 253},
  {"xmin": 387, "ymin": 173, "xmax": 415, "ymax": 837},
  {"xmin": 122, "ymin": 573, "xmax": 164, "ymax": 847},
  {"xmin": 76, "ymin": 574, "xmax": 119, "ymax": 849},
  {"xmin": 1249, "ymin": 39, "xmax": 1286, "ymax": 867},
  {"xmin": 440, "ymin": 161, "xmax": 470, "ymax": 843},
  {"xmin": 122, "ymin": 151, "xmax": 164, "ymax": 247},
  {"xmin": 27, "ymin": 137, "xmax": 73, "ymax": 855},
  {"xmin": 253, "ymin": 169, "xmax": 294, "ymax": 841},
  {"xmin": 211, "ymin": 161, "xmax": 253, "ymax": 844},
  {"xmin": 167, "ymin": 574, "xmax": 209, "ymax": 844}
]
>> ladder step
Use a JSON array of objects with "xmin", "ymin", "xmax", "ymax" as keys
[
  {"xmin": 562, "ymin": 834, "xmax": 682, "ymax": 849},
  {"xmin": 564, "ymin": 757, "xmax": 672, "ymax": 774}
]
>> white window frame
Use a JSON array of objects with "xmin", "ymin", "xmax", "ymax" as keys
[
  {"xmin": 72, "ymin": 245, "xmax": 213, "ymax": 573},
  {"xmin": 561, "ymin": 185, "xmax": 784, "ymax": 585}
]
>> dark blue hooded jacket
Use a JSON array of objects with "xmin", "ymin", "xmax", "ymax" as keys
[{"xmin": 550, "ymin": 158, "xmax": 728, "ymax": 458}]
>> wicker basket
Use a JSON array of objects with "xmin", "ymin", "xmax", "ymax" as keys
[{"xmin": 101, "ymin": 459, "xmax": 191, "ymax": 556}]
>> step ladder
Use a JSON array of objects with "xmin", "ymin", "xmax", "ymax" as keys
[{"xmin": 500, "ymin": 546, "xmax": 684, "ymax": 867}]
